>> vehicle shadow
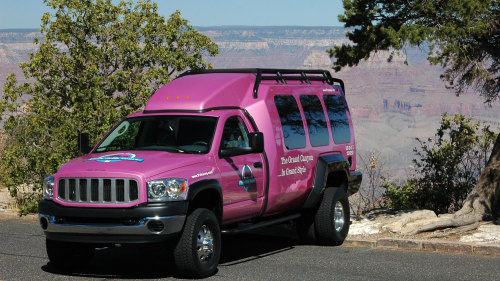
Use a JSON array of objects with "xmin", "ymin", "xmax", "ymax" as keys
[{"xmin": 41, "ymin": 224, "xmax": 300, "ymax": 279}]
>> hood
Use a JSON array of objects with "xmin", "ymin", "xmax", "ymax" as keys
[{"xmin": 56, "ymin": 151, "xmax": 208, "ymax": 179}]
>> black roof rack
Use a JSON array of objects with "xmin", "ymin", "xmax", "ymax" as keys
[{"xmin": 178, "ymin": 68, "xmax": 345, "ymax": 98}]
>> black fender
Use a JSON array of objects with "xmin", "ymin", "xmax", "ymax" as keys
[
  {"xmin": 187, "ymin": 179, "xmax": 223, "ymax": 222},
  {"xmin": 187, "ymin": 179, "xmax": 222, "ymax": 201},
  {"xmin": 302, "ymin": 154, "xmax": 350, "ymax": 209}
]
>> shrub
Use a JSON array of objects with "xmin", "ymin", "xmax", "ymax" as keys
[
  {"xmin": 382, "ymin": 180, "xmax": 418, "ymax": 210},
  {"xmin": 350, "ymin": 151, "xmax": 386, "ymax": 218},
  {"xmin": 383, "ymin": 113, "xmax": 498, "ymax": 214}
]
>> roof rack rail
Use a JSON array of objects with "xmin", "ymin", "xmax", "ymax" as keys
[{"xmin": 178, "ymin": 68, "xmax": 345, "ymax": 98}]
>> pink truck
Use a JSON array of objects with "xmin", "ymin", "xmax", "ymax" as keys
[{"xmin": 39, "ymin": 69, "xmax": 362, "ymax": 277}]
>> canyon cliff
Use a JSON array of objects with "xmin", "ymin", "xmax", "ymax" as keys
[{"xmin": 1, "ymin": 27, "xmax": 498, "ymax": 178}]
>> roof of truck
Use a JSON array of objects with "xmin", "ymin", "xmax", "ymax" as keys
[{"xmin": 144, "ymin": 69, "xmax": 344, "ymax": 113}]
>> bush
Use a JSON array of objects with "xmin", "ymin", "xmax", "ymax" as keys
[
  {"xmin": 383, "ymin": 113, "xmax": 498, "ymax": 214},
  {"xmin": 382, "ymin": 180, "xmax": 418, "ymax": 210},
  {"xmin": 15, "ymin": 191, "xmax": 42, "ymax": 216},
  {"xmin": 350, "ymin": 151, "xmax": 386, "ymax": 218}
]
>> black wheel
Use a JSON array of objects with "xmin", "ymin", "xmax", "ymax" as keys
[
  {"xmin": 174, "ymin": 208, "xmax": 221, "ymax": 278},
  {"xmin": 46, "ymin": 239, "xmax": 95, "ymax": 268},
  {"xmin": 314, "ymin": 187, "xmax": 350, "ymax": 245}
]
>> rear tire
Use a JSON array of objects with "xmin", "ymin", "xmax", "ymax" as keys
[
  {"xmin": 46, "ymin": 239, "xmax": 94, "ymax": 268},
  {"xmin": 314, "ymin": 187, "xmax": 350, "ymax": 245},
  {"xmin": 174, "ymin": 208, "xmax": 221, "ymax": 278}
]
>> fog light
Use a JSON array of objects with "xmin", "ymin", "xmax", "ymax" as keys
[{"xmin": 147, "ymin": 220, "xmax": 165, "ymax": 233}]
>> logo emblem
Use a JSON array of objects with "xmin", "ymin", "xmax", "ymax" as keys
[
  {"xmin": 86, "ymin": 153, "xmax": 144, "ymax": 163},
  {"xmin": 239, "ymin": 165, "xmax": 257, "ymax": 191}
]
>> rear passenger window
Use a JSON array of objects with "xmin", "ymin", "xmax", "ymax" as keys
[
  {"xmin": 274, "ymin": 95, "xmax": 306, "ymax": 149},
  {"xmin": 323, "ymin": 95, "xmax": 351, "ymax": 144},
  {"xmin": 300, "ymin": 95, "xmax": 329, "ymax": 147}
]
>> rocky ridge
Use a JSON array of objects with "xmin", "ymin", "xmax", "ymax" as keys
[{"xmin": 1, "ymin": 27, "xmax": 499, "ymax": 179}]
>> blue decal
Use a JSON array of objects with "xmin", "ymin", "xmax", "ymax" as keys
[
  {"xmin": 87, "ymin": 153, "xmax": 144, "ymax": 163},
  {"xmin": 239, "ymin": 165, "xmax": 256, "ymax": 191}
]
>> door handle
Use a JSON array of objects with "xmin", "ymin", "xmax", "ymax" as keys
[{"xmin": 253, "ymin": 162, "xmax": 263, "ymax": 168}]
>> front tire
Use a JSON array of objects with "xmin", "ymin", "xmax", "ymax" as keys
[
  {"xmin": 46, "ymin": 239, "xmax": 95, "ymax": 268},
  {"xmin": 314, "ymin": 187, "xmax": 350, "ymax": 245},
  {"xmin": 174, "ymin": 208, "xmax": 221, "ymax": 278}
]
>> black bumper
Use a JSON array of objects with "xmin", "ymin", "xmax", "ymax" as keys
[{"xmin": 38, "ymin": 200, "xmax": 189, "ymax": 244}]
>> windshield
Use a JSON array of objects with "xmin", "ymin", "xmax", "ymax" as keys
[{"xmin": 94, "ymin": 115, "xmax": 218, "ymax": 154}]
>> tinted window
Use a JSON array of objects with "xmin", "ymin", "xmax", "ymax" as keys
[
  {"xmin": 300, "ymin": 95, "xmax": 329, "ymax": 147},
  {"xmin": 274, "ymin": 95, "xmax": 306, "ymax": 149},
  {"xmin": 221, "ymin": 116, "xmax": 250, "ymax": 149},
  {"xmin": 323, "ymin": 95, "xmax": 351, "ymax": 144}
]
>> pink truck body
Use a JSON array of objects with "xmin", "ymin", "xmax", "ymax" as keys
[{"xmin": 39, "ymin": 69, "xmax": 362, "ymax": 277}]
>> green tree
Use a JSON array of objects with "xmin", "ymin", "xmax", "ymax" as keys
[
  {"xmin": 330, "ymin": 0, "xmax": 500, "ymax": 231},
  {"xmin": 384, "ymin": 114, "xmax": 497, "ymax": 214},
  {"xmin": 0, "ymin": 0, "xmax": 218, "ymax": 214}
]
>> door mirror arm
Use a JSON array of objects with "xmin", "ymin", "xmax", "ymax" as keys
[{"xmin": 78, "ymin": 132, "xmax": 93, "ymax": 154}]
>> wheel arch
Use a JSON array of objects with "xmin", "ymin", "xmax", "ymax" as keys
[
  {"xmin": 302, "ymin": 154, "xmax": 350, "ymax": 209},
  {"xmin": 187, "ymin": 179, "xmax": 223, "ymax": 223}
]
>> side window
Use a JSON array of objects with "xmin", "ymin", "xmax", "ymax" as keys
[
  {"xmin": 323, "ymin": 94, "xmax": 351, "ymax": 144},
  {"xmin": 300, "ymin": 95, "xmax": 329, "ymax": 147},
  {"xmin": 220, "ymin": 116, "xmax": 250, "ymax": 149},
  {"xmin": 274, "ymin": 95, "xmax": 306, "ymax": 149}
]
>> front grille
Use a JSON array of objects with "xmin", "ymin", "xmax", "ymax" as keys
[{"xmin": 57, "ymin": 178, "xmax": 139, "ymax": 204}]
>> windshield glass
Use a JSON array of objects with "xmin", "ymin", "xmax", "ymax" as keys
[{"xmin": 95, "ymin": 116, "xmax": 217, "ymax": 154}]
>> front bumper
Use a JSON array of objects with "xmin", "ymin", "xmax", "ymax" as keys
[{"xmin": 38, "ymin": 200, "xmax": 188, "ymax": 244}]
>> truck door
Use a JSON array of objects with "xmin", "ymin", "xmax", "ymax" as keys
[{"xmin": 217, "ymin": 115, "xmax": 265, "ymax": 223}]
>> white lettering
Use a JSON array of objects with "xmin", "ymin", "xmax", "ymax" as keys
[
  {"xmin": 191, "ymin": 168, "xmax": 215, "ymax": 179},
  {"xmin": 278, "ymin": 169, "xmax": 286, "ymax": 177},
  {"xmin": 288, "ymin": 156, "xmax": 300, "ymax": 163},
  {"xmin": 297, "ymin": 166, "xmax": 306, "ymax": 174},
  {"xmin": 300, "ymin": 155, "xmax": 314, "ymax": 163}
]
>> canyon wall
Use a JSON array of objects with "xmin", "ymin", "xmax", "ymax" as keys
[{"xmin": 1, "ymin": 27, "xmax": 499, "ymax": 179}]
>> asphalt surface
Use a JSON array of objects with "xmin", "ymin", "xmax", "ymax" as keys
[{"xmin": 0, "ymin": 219, "xmax": 499, "ymax": 280}]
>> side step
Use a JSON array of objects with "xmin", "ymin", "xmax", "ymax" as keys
[{"xmin": 221, "ymin": 213, "xmax": 301, "ymax": 235}]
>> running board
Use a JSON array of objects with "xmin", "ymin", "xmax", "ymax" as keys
[{"xmin": 221, "ymin": 213, "xmax": 301, "ymax": 234}]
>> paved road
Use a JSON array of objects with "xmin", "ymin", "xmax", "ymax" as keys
[{"xmin": 0, "ymin": 219, "xmax": 499, "ymax": 280}]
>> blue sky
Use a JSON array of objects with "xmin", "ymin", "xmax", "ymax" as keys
[{"xmin": 0, "ymin": 0, "xmax": 345, "ymax": 29}]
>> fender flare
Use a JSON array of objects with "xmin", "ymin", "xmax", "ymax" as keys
[
  {"xmin": 302, "ymin": 154, "xmax": 350, "ymax": 209},
  {"xmin": 187, "ymin": 179, "xmax": 222, "ymax": 201}
]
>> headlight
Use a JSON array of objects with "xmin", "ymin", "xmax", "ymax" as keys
[
  {"xmin": 147, "ymin": 178, "xmax": 188, "ymax": 202},
  {"xmin": 44, "ymin": 176, "xmax": 54, "ymax": 200}
]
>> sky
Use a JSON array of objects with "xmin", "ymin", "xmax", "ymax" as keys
[{"xmin": 0, "ymin": 0, "xmax": 345, "ymax": 29}]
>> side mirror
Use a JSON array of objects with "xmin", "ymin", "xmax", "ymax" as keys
[
  {"xmin": 78, "ymin": 132, "xmax": 92, "ymax": 154},
  {"xmin": 248, "ymin": 132, "xmax": 264, "ymax": 153}
]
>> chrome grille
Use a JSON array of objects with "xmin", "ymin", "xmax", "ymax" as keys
[{"xmin": 57, "ymin": 178, "xmax": 139, "ymax": 204}]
